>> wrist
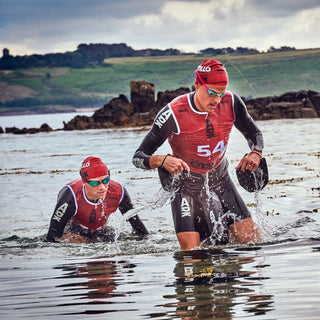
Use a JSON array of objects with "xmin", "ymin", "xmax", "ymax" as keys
[
  {"xmin": 251, "ymin": 149, "xmax": 262, "ymax": 158},
  {"xmin": 160, "ymin": 154, "xmax": 170, "ymax": 168},
  {"xmin": 149, "ymin": 155, "xmax": 168, "ymax": 169}
]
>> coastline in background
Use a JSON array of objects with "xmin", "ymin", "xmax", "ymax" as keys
[{"xmin": 0, "ymin": 111, "xmax": 94, "ymax": 130}]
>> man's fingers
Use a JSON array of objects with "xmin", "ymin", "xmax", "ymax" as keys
[
  {"xmin": 182, "ymin": 161, "xmax": 190, "ymax": 172},
  {"xmin": 165, "ymin": 156, "xmax": 190, "ymax": 173}
]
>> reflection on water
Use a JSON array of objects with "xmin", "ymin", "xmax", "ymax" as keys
[
  {"xmin": 55, "ymin": 260, "xmax": 137, "ymax": 314},
  {"xmin": 1, "ymin": 239, "xmax": 320, "ymax": 319},
  {"xmin": 160, "ymin": 249, "xmax": 273, "ymax": 319},
  {"xmin": 49, "ymin": 248, "xmax": 275, "ymax": 319}
]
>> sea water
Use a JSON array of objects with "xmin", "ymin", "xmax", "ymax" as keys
[{"xmin": 0, "ymin": 114, "xmax": 319, "ymax": 319}]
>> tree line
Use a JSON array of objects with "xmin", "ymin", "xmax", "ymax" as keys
[{"xmin": 0, "ymin": 43, "xmax": 296, "ymax": 70}]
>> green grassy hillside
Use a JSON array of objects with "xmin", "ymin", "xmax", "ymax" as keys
[{"xmin": 0, "ymin": 48, "xmax": 319, "ymax": 114}]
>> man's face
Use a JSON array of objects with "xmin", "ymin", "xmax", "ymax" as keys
[
  {"xmin": 84, "ymin": 175, "xmax": 109, "ymax": 201},
  {"xmin": 195, "ymin": 82, "xmax": 227, "ymax": 113}
]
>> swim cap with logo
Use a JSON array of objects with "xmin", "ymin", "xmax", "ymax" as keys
[
  {"xmin": 195, "ymin": 59, "xmax": 228, "ymax": 85},
  {"xmin": 80, "ymin": 156, "xmax": 109, "ymax": 180}
]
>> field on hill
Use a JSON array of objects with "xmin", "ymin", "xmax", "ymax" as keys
[{"xmin": 0, "ymin": 48, "xmax": 319, "ymax": 114}]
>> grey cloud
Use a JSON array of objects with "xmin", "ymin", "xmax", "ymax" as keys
[
  {"xmin": 1, "ymin": 0, "xmax": 319, "ymax": 55},
  {"xmin": 1, "ymin": 0, "xmax": 163, "ymax": 23},
  {"xmin": 0, "ymin": 0, "xmax": 165, "ymax": 52},
  {"xmin": 248, "ymin": 0, "xmax": 320, "ymax": 17}
]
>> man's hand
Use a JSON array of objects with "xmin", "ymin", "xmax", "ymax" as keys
[
  {"xmin": 60, "ymin": 232, "xmax": 89, "ymax": 243},
  {"xmin": 161, "ymin": 155, "xmax": 190, "ymax": 174},
  {"xmin": 150, "ymin": 154, "xmax": 190, "ymax": 174},
  {"xmin": 236, "ymin": 151, "xmax": 261, "ymax": 172}
]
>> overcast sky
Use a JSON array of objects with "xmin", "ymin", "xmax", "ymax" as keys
[{"xmin": 1, "ymin": 0, "xmax": 320, "ymax": 56}]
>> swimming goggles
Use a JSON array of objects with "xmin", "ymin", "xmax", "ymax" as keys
[{"xmin": 83, "ymin": 176, "xmax": 110, "ymax": 187}]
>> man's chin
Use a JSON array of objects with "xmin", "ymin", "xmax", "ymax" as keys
[
  {"xmin": 207, "ymin": 105, "xmax": 217, "ymax": 112},
  {"xmin": 97, "ymin": 193, "xmax": 106, "ymax": 199}
]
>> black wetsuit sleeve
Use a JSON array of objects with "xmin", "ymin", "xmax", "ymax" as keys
[
  {"xmin": 132, "ymin": 105, "xmax": 177, "ymax": 169},
  {"xmin": 118, "ymin": 187, "xmax": 134, "ymax": 213},
  {"xmin": 45, "ymin": 186, "xmax": 76, "ymax": 242},
  {"xmin": 119, "ymin": 187, "xmax": 149, "ymax": 237},
  {"xmin": 233, "ymin": 93, "xmax": 264, "ymax": 152}
]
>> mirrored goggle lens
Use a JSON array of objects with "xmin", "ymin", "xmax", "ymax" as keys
[
  {"xmin": 88, "ymin": 176, "xmax": 110, "ymax": 187},
  {"xmin": 207, "ymin": 90, "xmax": 226, "ymax": 98}
]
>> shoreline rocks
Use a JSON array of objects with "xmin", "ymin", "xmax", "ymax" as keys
[
  {"xmin": 244, "ymin": 90, "xmax": 320, "ymax": 120},
  {"xmin": 1, "ymin": 82, "xmax": 319, "ymax": 134},
  {"xmin": 3, "ymin": 123, "xmax": 53, "ymax": 134}
]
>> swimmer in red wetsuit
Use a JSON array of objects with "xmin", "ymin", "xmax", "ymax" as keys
[
  {"xmin": 46, "ymin": 156, "xmax": 148, "ymax": 243},
  {"xmin": 132, "ymin": 59, "xmax": 264, "ymax": 250}
]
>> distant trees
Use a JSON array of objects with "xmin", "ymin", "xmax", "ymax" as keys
[
  {"xmin": 0, "ymin": 44, "xmax": 297, "ymax": 70},
  {"xmin": 267, "ymin": 46, "xmax": 296, "ymax": 53},
  {"xmin": 200, "ymin": 46, "xmax": 296, "ymax": 55},
  {"xmin": 0, "ymin": 49, "xmax": 88, "ymax": 69},
  {"xmin": 77, "ymin": 43, "xmax": 136, "ymax": 64},
  {"xmin": 200, "ymin": 46, "xmax": 260, "ymax": 55},
  {"xmin": 0, "ymin": 44, "xmax": 183, "ymax": 70}
]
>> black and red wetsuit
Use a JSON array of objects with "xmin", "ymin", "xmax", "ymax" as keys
[
  {"xmin": 132, "ymin": 91, "xmax": 263, "ymax": 244},
  {"xmin": 46, "ymin": 178, "xmax": 148, "ymax": 242}
]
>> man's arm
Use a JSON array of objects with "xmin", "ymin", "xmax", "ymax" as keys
[
  {"xmin": 132, "ymin": 105, "xmax": 177, "ymax": 170},
  {"xmin": 233, "ymin": 93, "xmax": 264, "ymax": 172},
  {"xmin": 233, "ymin": 93, "xmax": 264, "ymax": 152},
  {"xmin": 45, "ymin": 186, "xmax": 76, "ymax": 242},
  {"xmin": 118, "ymin": 187, "xmax": 149, "ymax": 238}
]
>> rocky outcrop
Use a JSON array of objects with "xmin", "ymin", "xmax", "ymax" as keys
[
  {"xmin": 92, "ymin": 94, "xmax": 133, "ymax": 126},
  {"xmin": 4, "ymin": 123, "xmax": 53, "ymax": 134},
  {"xmin": 63, "ymin": 94, "xmax": 132, "ymax": 130},
  {"xmin": 244, "ymin": 90, "xmax": 320, "ymax": 120},
  {"xmin": 151, "ymin": 87, "xmax": 191, "ymax": 118},
  {"xmin": 130, "ymin": 81, "xmax": 155, "ymax": 113},
  {"xmin": 3, "ymin": 83, "xmax": 319, "ymax": 134},
  {"xmin": 62, "ymin": 84, "xmax": 190, "ymax": 130}
]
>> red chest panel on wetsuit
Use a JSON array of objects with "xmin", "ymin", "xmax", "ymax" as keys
[
  {"xmin": 168, "ymin": 93, "xmax": 235, "ymax": 173},
  {"xmin": 68, "ymin": 178, "xmax": 123, "ymax": 229}
]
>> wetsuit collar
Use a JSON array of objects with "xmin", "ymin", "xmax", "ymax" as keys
[
  {"xmin": 82, "ymin": 185, "xmax": 104, "ymax": 205},
  {"xmin": 189, "ymin": 92, "xmax": 209, "ymax": 117},
  {"xmin": 190, "ymin": 92, "xmax": 199, "ymax": 111}
]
